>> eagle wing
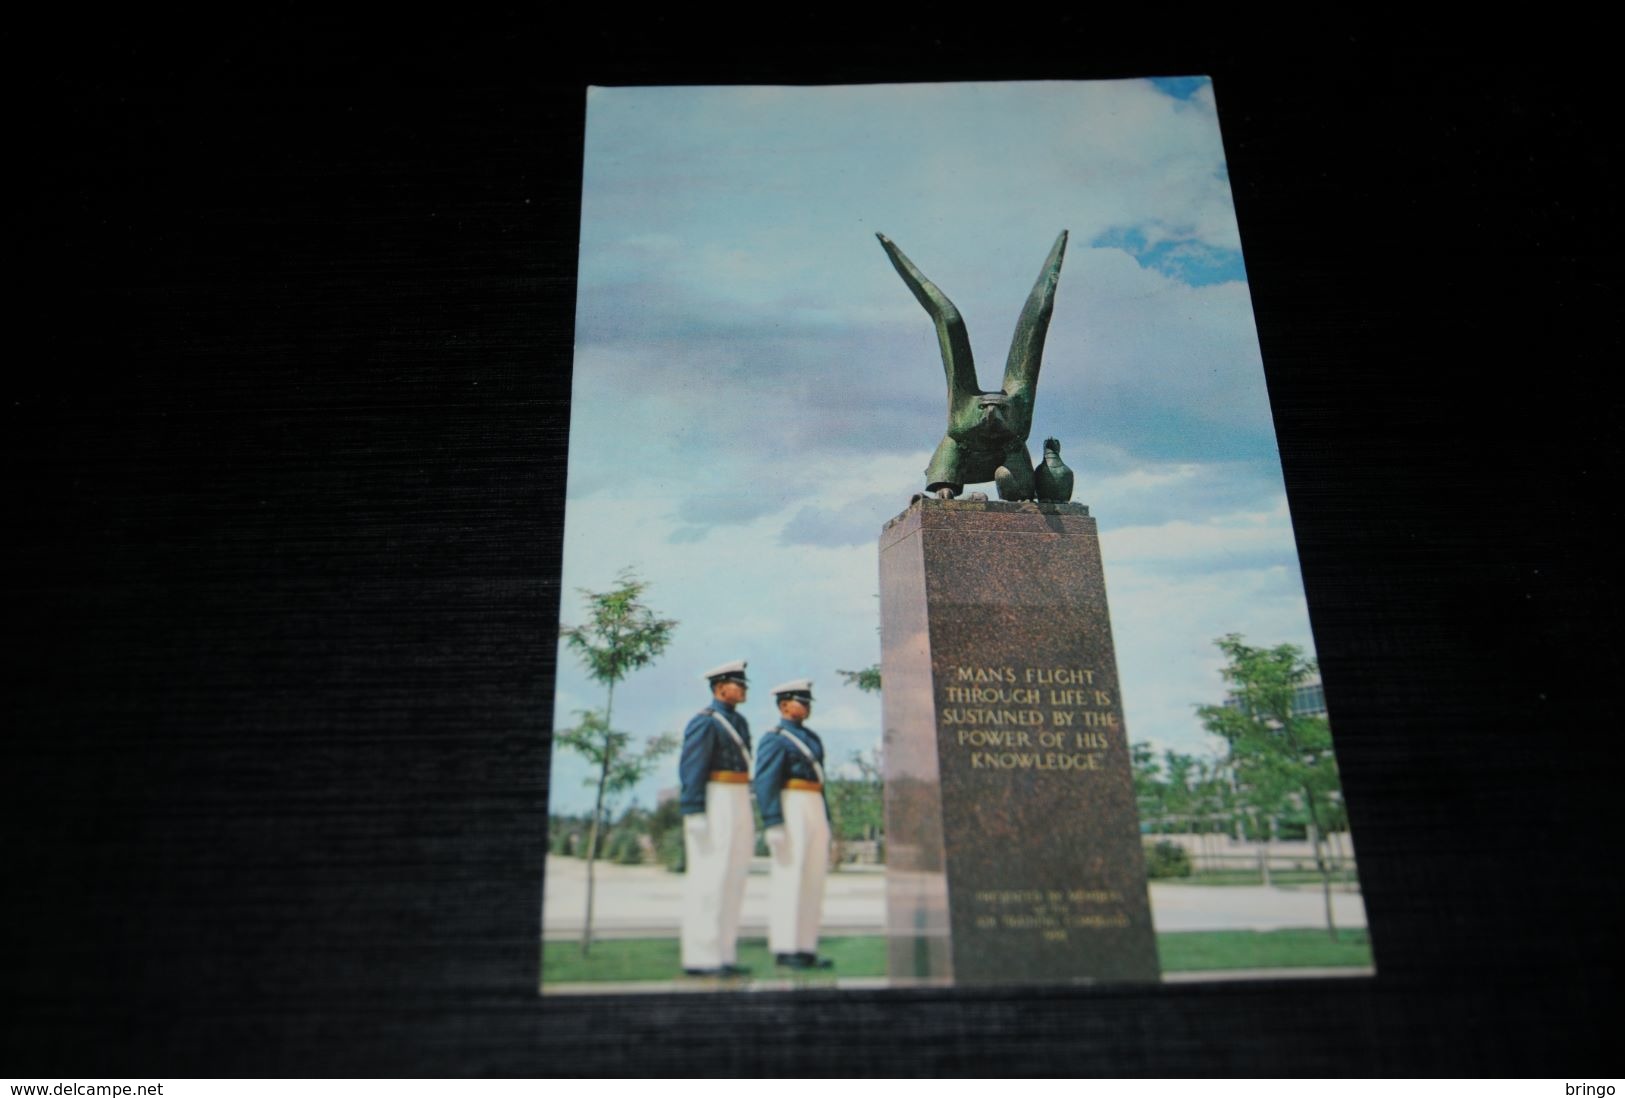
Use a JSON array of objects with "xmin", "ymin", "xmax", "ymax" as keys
[
  {"xmin": 877, "ymin": 233, "xmax": 981, "ymax": 412},
  {"xmin": 1001, "ymin": 230, "xmax": 1069, "ymax": 399}
]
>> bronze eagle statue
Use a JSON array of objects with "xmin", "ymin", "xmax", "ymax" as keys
[{"xmin": 877, "ymin": 231, "xmax": 1072, "ymax": 502}]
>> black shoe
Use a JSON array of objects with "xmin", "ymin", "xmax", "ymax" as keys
[
  {"xmin": 774, "ymin": 952, "xmax": 800, "ymax": 967},
  {"xmin": 796, "ymin": 952, "xmax": 834, "ymax": 969},
  {"xmin": 720, "ymin": 963, "xmax": 752, "ymax": 976},
  {"xmin": 683, "ymin": 967, "xmax": 724, "ymax": 977}
]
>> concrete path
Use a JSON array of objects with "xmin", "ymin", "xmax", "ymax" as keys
[{"xmin": 541, "ymin": 855, "xmax": 1368, "ymax": 939}]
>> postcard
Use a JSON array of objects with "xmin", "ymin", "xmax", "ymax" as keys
[{"xmin": 543, "ymin": 78, "xmax": 1372, "ymax": 993}]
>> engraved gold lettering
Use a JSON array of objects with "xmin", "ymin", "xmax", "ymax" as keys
[
  {"xmin": 957, "ymin": 729, "xmax": 1034, "ymax": 748},
  {"xmin": 1065, "ymin": 913, "xmax": 1130, "ymax": 929},
  {"xmin": 949, "ymin": 666, "xmax": 1122, "ymax": 770},
  {"xmin": 1029, "ymin": 667, "xmax": 1096, "ymax": 685},
  {"xmin": 942, "ymin": 708, "xmax": 1044, "ymax": 727},
  {"xmin": 969, "ymin": 881, "xmax": 1132, "ymax": 942},
  {"xmin": 944, "ymin": 685, "xmax": 1040, "ymax": 705},
  {"xmin": 953, "ymin": 665, "xmax": 1018, "ymax": 684},
  {"xmin": 970, "ymin": 751, "xmax": 1104, "ymax": 770}
]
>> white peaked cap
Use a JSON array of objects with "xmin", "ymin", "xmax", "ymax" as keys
[
  {"xmin": 771, "ymin": 678, "xmax": 814, "ymax": 700},
  {"xmin": 702, "ymin": 659, "xmax": 748, "ymax": 684}
]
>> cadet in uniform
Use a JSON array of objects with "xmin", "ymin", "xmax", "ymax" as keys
[
  {"xmin": 754, "ymin": 679, "xmax": 834, "ymax": 970},
  {"xmin": 678, "ymin": 660, "xmax": 755, "ymax": 976}
]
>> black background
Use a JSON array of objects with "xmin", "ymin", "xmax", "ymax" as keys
[{"xmin": 9, "ymin": 22, "xmax": 1618, "ymax": 1076}]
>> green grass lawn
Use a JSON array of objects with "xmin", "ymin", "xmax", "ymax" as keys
[
  {"xmin": 542, "ymin": 935, "xmax": 887, "ymax": 985},
  {"xmin": 542, "ymin": 929, "xmax": 1372, "ymax": 986},
  {"xmin": 1155, "ymin": 928, "xmax": 1372, "ymax": 972}
]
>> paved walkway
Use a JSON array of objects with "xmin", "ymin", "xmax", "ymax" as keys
[{"xmin": 541, "ymin": 856, "xmax": 1368, "ymax": 939}]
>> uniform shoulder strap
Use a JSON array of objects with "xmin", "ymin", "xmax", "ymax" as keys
[
  {"xmin": 708, "ymin": 708, "xmax": 752, "ymax": 763},
  {"xmin": 771, "ymin": 726, "xmax": 824, "ymax": 786}
]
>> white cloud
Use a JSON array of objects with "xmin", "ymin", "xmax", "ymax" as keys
[{"xmin": 1101, "ymin": 502, "xmax": 1297, "ymax": 567}]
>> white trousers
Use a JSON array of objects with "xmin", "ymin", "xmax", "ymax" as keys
[
  {"xmin": 681, "ymin": 781, "xmax": 753, "ymax": 969},
  {"xmin": 768, "ymin": 789, "xmax": 830, "ymax": 955}
]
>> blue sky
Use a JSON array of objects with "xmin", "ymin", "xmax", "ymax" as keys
[{"xmin": 550, "ymin": 78, "xmax": 1321, "ymax": 817}]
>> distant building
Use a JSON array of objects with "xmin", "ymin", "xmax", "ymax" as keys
[
  {"xmin": 1224, "ymin": 674, "xmax": 1326, "ymax": 720},
  {"xmin": 1290, "ymin": 675, "xmax": 1326, "ymax": 717}
]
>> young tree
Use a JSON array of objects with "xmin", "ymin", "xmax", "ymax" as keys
[
  {"xmin": 1130, "ymin": 742, "xmax": 1165, "ymax": 832},
  {"xmin": 558, "ymin": 571, "xmax": 678, "ymax": 955},
  {"xmin": 1197, "ymin": 634, "xmax": 1343, "ymax": 938},
  {"xmin": 1191, "ymin": 757, "xmax": 1237, "ymax": 872}
]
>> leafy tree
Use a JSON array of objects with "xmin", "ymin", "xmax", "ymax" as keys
[
  {"xmin": 1162, "ymin": 749, "xmax": 1198, "ymax": 832},
  {"xmin": 837, "ymin": 665, "xmax": 882, "ymax": 693},
  {"xmin": 558, "ymin": 571, "xmax": 678, "ymax": 955},
  {"xmin": 645, "ymin": 795, "xmax": 686, "ymax": 873},
  {"xmin": 833, "ymin": 671, "xmax": 886, "ymax": 864},
  {"xmin": 826, "ymin": 780, "xmax": 881, "ymax": 839},
  {"xmin": 1198, "ymin": 634, "xmax": 1343, "ymax": 938},
  {"xmin": 827, "ymin": 747, "xmax": 885, "ymax": 865},
  {"xmin": 656, "ymin": 827, "xmax": 686, "ymax": 873},
  {"xmin": 548, "ymin": 813, "xmax": 586, "ymax": 856}
]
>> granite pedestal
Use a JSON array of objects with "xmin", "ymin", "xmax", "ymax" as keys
[{"xmin": 878, "ymin": 497, "xmax": 1160, "ymax": 986}]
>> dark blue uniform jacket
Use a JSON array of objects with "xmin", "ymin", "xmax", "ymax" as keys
[
  {"xmin": 678, "ymin": 698, "xmax": 753, "ymax": 816},
  {"xmin": 753, "ymin": 719, "xmax": 827, "ymax": 828}
]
